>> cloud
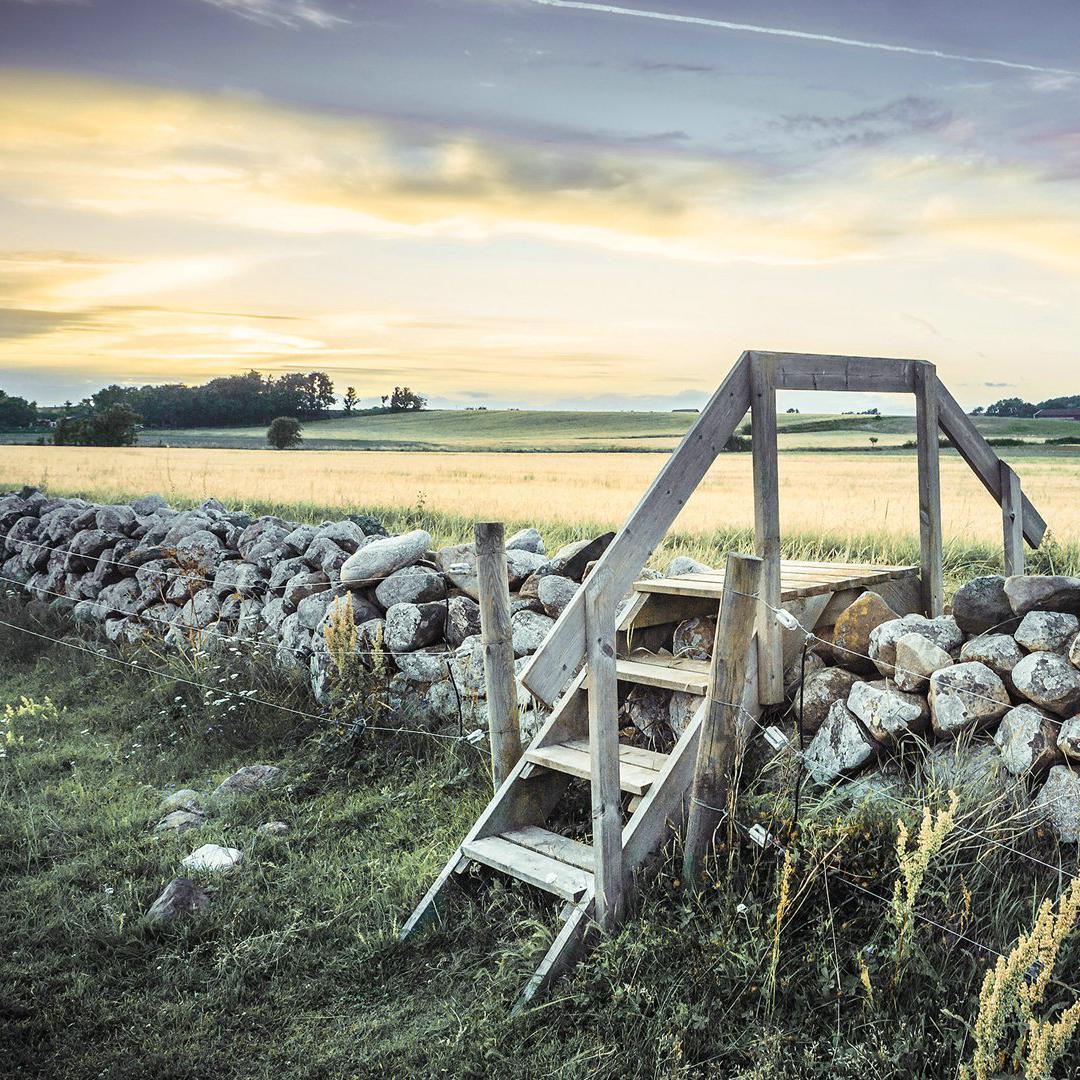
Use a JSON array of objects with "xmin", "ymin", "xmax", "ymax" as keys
[
  {"xmin": 0, "ymin": 306, "xmax": 99, "ymax": 340},
  {"xmin": 781, "ymin": 96, "xmax": 952, "ymax": 149},
  {"xmin": 192, "ymin": 0, "xmax": 347, "ymax": 29},
  {"xmin": 524, "ymin": 0, "xmax": 1080, "ymax": 78}
]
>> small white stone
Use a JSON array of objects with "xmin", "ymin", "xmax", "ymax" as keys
[{"xmin": 181, "ymin": 843, "xmax": 243, "ymax": 873}]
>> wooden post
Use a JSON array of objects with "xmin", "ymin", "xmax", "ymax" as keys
[
  {"xmin": 584, "ymin": 566, "xmax": 625, "ymax": 932},
  {"xmin": 914, "ymin": 362, "xmax": 944, "ymax": 617},
  {"xmin": 683, "ymin": 552, "xmax": 762, "ymax": 887},
  {"xmin": 751, "ymin": 354, "xmax": 783, "ymax": 704},
  {"xmin": 475, "ymin": 522, "xmax": 522, "ymax": 790},
  {"xmin": 1000, "ymin": 461, "xmax": 1025, "ymax": 577}
]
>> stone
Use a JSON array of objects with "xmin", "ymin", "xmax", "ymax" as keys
[
  {"xmin": 666, "ymin": 555, "xmax": 713, "ymax": 576},
  {"xmin": 922, "ymin": 741, "xmax": 1016, "ymax": 800},
  {"xmin": 258, "ymin": 821, "xmax": 289, "ymax": 836},
  {"xmin": 952, "ymin": 575, "xmax": 1017, "ymax": 635},
  {"xmin": 341, "ymin": 529, "xmax": 431, "ymax": 586},
  {"xmin": 929, "ymin": 662, "xmax": 1011, "ymax": 737},
  {"xmin": 847, "ymin": 679, "xmax": 930, "ymax": 744},
  {"xmin": 800, "ymin": 666, "xmax": 862, "ymax": 734},
  {"xmin": 541, "ymin": 532, "xmax": 615, "ymax": 582},
  {"xmin": 131, "ymin": 494, "xmax": 167, "ymax": 516},
  {"xmin": 869, "ymin": 614, "xmax": 964, "ymax": 677},
  {"xmin": 803, "ymin": 701, "xmax": 877, "ymax": 785},
  {"xmin": 1012, "ymin": 652, "xmax": 1080, "ymax": 717},
  {"xmin": 673, "ymin": 616, "xmax": 717, "ymax": 661},
  {"xmin": 444, "ymin": 595, "xmax": 481, "ymax": 648},
  {"xmin": 269, "ymin": 557, "xmax": 308, "ymax": 595},
  {"xmin": 893, "ymin": 632, "xmax": 953, "ymax": 693},
  {"xmin": 668, "ymin": 690, "xmax": 699, "ymax": 737},
  {"xmin": 313, "ymin": 519, "xmax": 367, "ymax": 553},
  {"xmin": 374, "ymin": 564, "xmax": 446, "ymax": 609},
  {"xmin": 994, "ymin": 704, "xmax": 1062, "ymax": 777},
  {"xmin": 174, "ymin": 529, "xmax": 224, "ymax": 572},
  {"xmin": 622, "ymin": 683, "xmax": 671, "ymax": 739},
  {"xmin": 160, "ymin": 788, "xmax": 203, "ymax": 813},
  {"xmin": 282, "ymin": 524, "xmax": 317, "ymax": 554},
  {"xmin": 536, "ymin": 574, "xmax": 578, "ymax": 619},
  {"xmin": 1071, "ymin": 632, "xmax": 1080, "ymax": 669},
  {"xmin": 304, "ymin": 536, "xmax": 349, "ymax": 576},
  {"xmin": 1033, "ymin": 765, "xmax": 1080, "ymax": 843},
  {"xmin": 831, "ymin": 591, "xmax": 899, "ymax": 675},
  {"xmin": 434, "ymin": 542, "xmax": 479, "ymax": 599},
  {"xmin": 505, "ymin": 548, "xmax": 547, "ymax": 589},
  {"xmin": 384, "ymin": 601, "xmax": 446, "ymax": 653},
  {"xmin": 510, "ymin": 609, "xmax": 554, "ymax": 657},
  {"xmin": 145, "ymin": 877, "xmax": 211, "ymax": 921},
  {"xmin": 180, "ymin": 588, "xmax": 220, "ymax": 629},
  {"xmin": 181, "ymin": 844, "xmax": 243, "ymax": 873},
  {"xmin": 505, "ymin": 527, "xmax": 545, "ymax": 555},
  {"xmin": 394, "ymin": 645, "xmax": 452, "ymax": 683},
  {"xmin": 213, "ymin": 764, "xmax": 282, "ymax": 800},
  {"xmin": 95, "ymin": 504, "xmax": 138, "ymax": 535},
  {"xmin": 784, "ymin": 649, "xmax": 826, "ymax": 700},
  {"xmin": 282, "ymin": 571, "xmax": 330, "ymax": 612},
  {"xmin": 1007, "ymin": 575, "xmax": 1080, "ymax": 617},
  {"xmin": 960, "ymin": 634, "xmax": 1025, "ymax": 693},
  {"xmin": 1058, "ymin": 716, "xmax": 1080, "ymax": 762},
  {"xmin": 297, "ymin": 590, "xmax": 341, "ymax": 632},
  {"xmin": 1015, "ymin": 610, "xmax": 1079, "ymax": 653},
  {"xmin": 154, "ymin": 810, "xmax": 206, "ymax": 834}
]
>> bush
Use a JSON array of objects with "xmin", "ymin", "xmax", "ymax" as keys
[{"xmin": 267, "ymin": 416, "xmax": 303, "ymax": 450}]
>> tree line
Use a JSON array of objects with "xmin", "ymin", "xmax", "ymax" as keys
[{"xmin": 972, "ymin": 395, "xmax": 1080, "ymax": 418}]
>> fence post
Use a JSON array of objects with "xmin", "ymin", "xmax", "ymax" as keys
[
  {"xmin": 475, "ymin": 522, "xmax": 522, "ymax": 790},
  {"xmin": 1000, "ymin": 461, "xmax": 1025, "ymax": 577},
  {"xmin": 683, "ymin": 552, "xmax": 763, "ymax": 888},
  {"xmin": 584, "ymin": 565, "xmax": 625, "ymax": 932},
  {"xmin": 914, "ymin": 361, "xmax": 944, "ymax": 617}
]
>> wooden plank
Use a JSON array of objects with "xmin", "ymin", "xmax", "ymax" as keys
[
  {"xmin": 1000, "ymin": 460, "xmax": 1025, "ymax": 576},
  {"xmin": 502, "ymin": 826, "xmax": 594, "ymax": 872},
  {"xmin": 935, "ymin": 378, "xmax": 1046, "ymax": 548},
  {"xmin": 761, "ymin": 351, "xmax": 918, "ymax": 394},
  {"xmin": 914, "ymin": 363, "xmax": 944, "ymax": 617},
  {"xmin": 610, "ymin": 656, "xmax": 709, "ymax": 695},
  {"xmin": 683, "ymin": 553, "xmax": 763, "ymax": 885},
  {"xmin": 584, "ymin": 567, "xmax": 625, "ymax": 932},
  {"xmin": 520, "ymin": 353, "xmax": 752, "ymax": 705},
  {"xmin": 475, "ymin": 522, "xmax": 522, "ymax": 789},
  {"xmin": 515, "ymin": 891, "xmax": 596, "ymax": 1013},
  {"xmin": 462, "ymin": 835, "xmax": 592, "ymax": 902},
  {"xmin": 523, "ymin": 741, "xmax": 659, "ymax": 796},
  {"xmin": 564, "ymin": 737, "xmax": 668, "ymax": 774},
  {"xmin": 620, "ymin": 591, "xmax": 717, "ymax": 632},
  {"xmin": 751, "ymin": 354, "xmax": 783, "ymax": 705},
  {"xmin": 636, "ymin": 568, "xmax": 917, "ymax": 602}
]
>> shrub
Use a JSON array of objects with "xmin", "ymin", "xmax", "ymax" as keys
[{"xmin": 266, "ymin": 416, "xmax": 303, "ymax": 450}]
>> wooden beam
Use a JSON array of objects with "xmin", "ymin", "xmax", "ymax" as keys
[
  {"xmin": 584, "ymin": 567, "xmax": 625, "ymax": 932},
  {"xmin": 683, "ymin": 553, "xmax": 762, "ymax": 885},
  {"xmin": 935, "ymin": 379, "xmax": 1046, "ymax": 548},
  {"xmin": 751, "ymin": 354, "xmax": 783, "ymax": 704},
  {"xmin": 760, "ymin": 352, "xmax": 918, "ymax": 394},
  {"xmin": 1000, "ymin": 460, "xmax": 1025, "ymax": 576},
  {"xmin": 475, "ymin": 522, "xmax": 523, "ymax": 789},
  {"xmin": 914, "ymin": 362, "xmax": 944, "ymax": 617},
  {"xmin": 521, "ymin": 352, "xmax": 753, "ymax": 705}
]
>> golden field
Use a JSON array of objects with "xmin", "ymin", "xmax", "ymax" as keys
[{"xmin": 3, "ymin": 444, "xmax": 1079, "ymax": 545}]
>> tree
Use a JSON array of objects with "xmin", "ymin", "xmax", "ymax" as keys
[
  {"xmin": 970, "ymin": 406, "xmax": 985, "ymax": 416},
  {"xmin": 0, "ymin": 391, "xmax": 38, "ymax": 430},
  {"xmin": 53, "ymin": 403, "xmax": 140, "ymax": 447},
  {"xmin": 986, "ymin": 397, "xmax": 1037, "ymax": 418},
  {"xmin": 387, "ymin": 386, "xmax": 427, "ymax": 412},
  {"xmin": 869, "ymin": 437, "xmax": 879, "ymax": 448},
  {"xmin": 267, "ymin": 416, "xmax": 303, "ymax": 450},
  {"xmin": 342, "ymin": 387, "xmax": 359, "ymax": 414}
]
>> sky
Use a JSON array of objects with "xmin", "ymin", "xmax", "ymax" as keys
[{"xmin": 1, "ymin": 0, "xmax": 1079, "ymax": 411}]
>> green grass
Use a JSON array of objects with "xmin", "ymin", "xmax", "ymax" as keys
[{"xmin": 3, "ymin": 596, "xmax": 1080, "ymax": 1077}]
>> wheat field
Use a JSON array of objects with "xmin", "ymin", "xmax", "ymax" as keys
[{"xmin": 3, "ymin": 444, "xmax": 1079, "ymax": 545}]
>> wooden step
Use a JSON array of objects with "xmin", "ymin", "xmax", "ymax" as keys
[
  {"xmin": 462, "ymin": 833, "xmax": 593, "ymax": 901},
  {"xmin": 613, "ymin": 655, "xmax": 710, "ymax": 695},
  {"xmin": 501, "ymin": 825, "xmax": 594, "ymax": 871},
  {"xmin": 523, "ymin": 738, "xmax": 667, "ymax": 795}
]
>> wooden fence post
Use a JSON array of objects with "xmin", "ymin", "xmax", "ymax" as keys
[
  {"xmin": 914, "ymin": 362, "xmax": 944, "ymax": 617},
  {"xmin": 751, "ymin": 355, "xmax": 783, "ymax": 705},
  {"xmin": 1000, "ymin": 461, "xmax": 1025, "ymax": 577},
  {"xmin": 475, "ymin": 522, "xmax": 522, "ymax": 790},
  {"xmin": 683, "ymin": 552, "xmax": 762, "ymax": 887},
  {"xmin": 584, "ymin": 566, "xmax": 625, "ymax": 932}
]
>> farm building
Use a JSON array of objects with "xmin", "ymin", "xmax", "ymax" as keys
[{"xmin": 1034, "ymin": 407, "xmax": 1080, "ymax": 419}]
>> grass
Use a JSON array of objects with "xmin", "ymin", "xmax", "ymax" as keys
[{"xmin": 3, "ymin": 595, "xmax": 1080, "ymax": 1077}]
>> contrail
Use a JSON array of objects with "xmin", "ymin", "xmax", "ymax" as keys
[{"xmin": 526, "ymin": 0, "xmax": 1080, "ymax": 78}]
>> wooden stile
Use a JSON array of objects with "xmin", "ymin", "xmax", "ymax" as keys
[
  {"xmin": 1000, "ymin": 461, "xmax": 1025, "ymax": 576},
  {"xmin": 914, "ymin": 363, "xmax": 944, "ymax": 617}
]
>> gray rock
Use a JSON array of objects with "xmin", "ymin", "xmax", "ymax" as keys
[
  {"xmin": 313, "ymin": 519, "xmax": 367, "ymax": 553},
  {"xmin": 537, "ymin": 574, "xmax": 578, "ymax": 620},
  {"xmin": 666, "ymin": 555, "xmax": 713, "ymax": 576},
  {"xmin": 542, "ymin": 532, "xmax": 615, "ymax": 582},
  {"xmin": 510, "ymin": 609, "xmax": 555, "ymax": 657},
  {"xmin": 1005, "ymin": 575, "xmax": 1080, "ymax": 617},
  {"xmin": 131, "ymin": 494, "xmax": 167, "ymax": 516},
  {"xmin": 869, "ymin": 614, "xmax": 964, "ymax": 677},
  {"xmin": 784, "ymin": 650, "xmax": 826, "ymax": 700},
  {"xmin": 282, "ymin": 571, "xmax": 330, "ymax": 611},
  {"xmin": 929, "ymin": 661, "xmax": 1011, "ymax": 737},
  {"xmin": 282, "ymin": 524, "xmax": 317, "ymax": 554},
  {"xmin": 258, "ymin": 821, "xmax": 289, "ymax": 836},
  {"xmin": 95, "ymin": 504, "xmax": 137, "ymax": 535},
  {"xmin": 1012, "ymin": 652, "xmax": 1080, "ymax": 717},
  {"xmin": 145, "ymin": 877, "xmax": 211, "ymax": 921},
  {"xmin": 181, "ymin": 588, "xmax": 220, "ymax": 629},
  {"xmin": 341, "ymin": 529, "xmax": 431, "ymax": 586},
  {"xmin": 800, "ymin": 666, "xmax": 862, "ymax": 734},
  {"xmin": 1015, "ymin": 610, "xmax": 1079, "ymax": 654},
  {"xmin": 1033, "ymin": 765, "xmax": 1080, "ymax": 843},
  {"xmin": 960, "ymin": 634, "xmax": 1025, "ymax": 692},
  {"xmin": 304, "ymin": 536, "xmax": 349, "ymax": 575},
  {"xmin": 181, "ymin": 843, "xmax": 243, "ymax": 873},
  {"xmin": 1057, "ymin": 716, "xmax": 1080, "ymax": 762},
  {"xmin": 831, "ymin": 591, "xmax": 899, "ymax": 675},
  {"xmin": 622, "ymin": 683, "xmax": 671, "ymax": 739},
  {"xmin": 893, "ymin": 632, "xmax": 953, "ymax": 693},
  {"xmin": 444, "ymin": 595, "xmax": 481, "ymax": 648},
  {"xmin": 212, "ymin": 561, "xmax": 263, "ymax": 598},
  {"xmin": 297, "ymin": 589, "xmax": 340, "ymax": 632},
  {"xmin": 847, "ymin": 679, "xmax": 930, "ymax": 744},
  {"xmin": 277, "ymin": 612, "xmax": 313, "ymax": 669},
  {"xmin": 803, "ymin": 701, "xmax": 877, "ymax": 785},
  {"xmin": 505, "ymin": 548, "xmax": 547, "ymax": 589},
  {"xmin": 213, "ymin": 764, "xmax": 282, "ymax": 800},
  {"xmin": 434, "ymin": 542, "xmax": 479, "ymax": 599},
  {"xmin": 673, "ymin": 615, "xmax": 717, "ymax": 661},
  {"xmin": 994, "ymin": 704, "xmax": 1062, "ymax": 777},
  {"xmin": 394, "ymin": 646, "xmax": 452, "ymax": 683},
  {"xmin": 384, "ymin": 601, "xmax": 446, "ymax": 653},
  {"xmin": 260, "ymin": 597, "xmax": 289, "ymax": 635},
  {"xmin": 1071, "ymin": 632, "xmax": 1080, "ymax": 669},
  {"xmin": 269, "ymin": 556, "xmax": 308, "ymax": 594},
  {"xmin": 505, "ymin": 527, "xmax": 545, "ymax": 555},
  {"xmin": 922, "ymin": 741, "xmax": 1016, "ymax": 801},
  {"xmin": 174, "ymin": 529, "xmax": 224, "ymax": 572},
  {"xmin": 160, "ymin": 788, "xmax": 203, "ymax": 814},
  {"xmin": 952, "ymin": 575, "xmax": 1016, "ymax": 635},
  {"xmin": 668, "ymin": 690, "xmax": 700, "ymax": 737},
  {"xmin": 374, "ymin": 564, "xmax": 446, "ymax": 609},
  {"xmin": 154, "ymin": 809, "xmax": 206, "ymax": 834}
]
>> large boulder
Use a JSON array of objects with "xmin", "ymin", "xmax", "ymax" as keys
[
  {"xmin": 960, "ymin": 634, "xmax": 1025, "ymax": 694},
  {"xmin": 384, "ymin": 601, "xmax": 446, "ymax": 653},
  {"xmin": 893, "ymin": 632, "xmax": 953, "ymax": 693},
  {"xmin": 800, "ymin": 666, "xmax": 862, "ymax": 734},
  {"xmin": 994, "ymin": 704, "xmax": 1062, "ymax": 777},
  {"xmin": 505, "ymin": 527, "xmax": 545, "ymax": 555},
  {"xmin": 537, "ymin": 574, "xmax": 578, "ymax": 619},
  {"xmin": 952, "ymin": 575, "xmax": 1016, "ymax": 635},
  {"xmin": 505, "ymin": 548, "xmax": 548, "ymax": 589},
  {"xmin": 869, "ymin": 615, "xmax": 963, "ymax": 678},
  {"xmin": 1005, "ymin": 575, "xmax": 1080, "ymax": 617},
  {"xmin": 445, "ymin": 595, "xmax": 481, "ymax": 648},
  {"xmin": 282, "ymin": 571, "xmax": 330, "ymax": 612},
  {"xmin": 543, "ymin": 533, "xmax": 615, "ymax": 582},
  {"xmin": 1033, "ymin": 765, "xmax": 1080, "ymax": 843},
  {"xmin": 1012, "ymin": 652, "xmax": 1080, "ymax": 717},
  {"xmin": 1057, "ymin": 716, "xmax": 1080, "ymax": 762},
  {"xmin": 803, "ymin": 701, "xmax": 877, "ymax": 784},
  {"xmin": 174, "ymin": 529, "xmax": 224, "ymax": 572},
  {"xmin": 304, "ymin": 536, "xmax": 349, "ymax": 576},
  {"xmin": 928, "ymin": 661, "xmax": 1010, "ymax": 737},
  {"xmin": 374, "ymin": 564, "xmax": 446, "ymax": 609},
  {"xmin": 394, "ymin": 646, "xmax": 452, "ymax": 684},
  {"xmin": 831, "ymin": 592, "xmax": 898, "ymax": 675},
  {"xmin": 342, "ymin": 530, "xmax": 431, "ymax": 587},
  {"xmin": 673, "ymin": 615, "xmax": 717, "ymax": 661},
  {"xmin": 313, "ymin": 519, "xmax": 367, "ymax": 554},
  {"xmin": 847, "ymin": 680, "xmax": 930, "ymax": 744},
  {"xmin": 180, "ymin": 588, "xmax": 220, "ymax": 629},
  {"xmin": 1014, "ymin": 611, "xmax": 1079, "ymax": 654},
  {"xmin": 511, "ymin": 610, "xmax": 555, "ymax": 657}
]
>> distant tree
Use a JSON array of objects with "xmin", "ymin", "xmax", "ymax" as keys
[
  {"xmin": 970, "ymin": 406, "xmax": 985, "ymax": 416},
  {"xmin": 53, "ymin": 403, "xmax": 140, "ymax": 446},
  {"xmin": 342, "ymin": 387, "xmax": 359, "ymax": 414},
  {"xmin": 869, "ymin": 437, "xmax": 879, "ymax": 448},
  {"xmin": 387, "ymin": 386, "xmax": 427, "ymax": 412},
  {"xmin": 1036, "ymin": 395, "xmax": 1080, "ymax": 411},
  {"xmin": 986, "ymin": 397, "xmax": 1037, "ymax": 418},
  {"xmin": 786, "ymin": 407, "xmax": 800, "ymax": 414},
  {"xmin": 0, "ymin": 390, "xmax": 38, "ymax": 430},
  {"xmin": 267, "ymin": 416, "xmax": 303, "ymax": 450}
]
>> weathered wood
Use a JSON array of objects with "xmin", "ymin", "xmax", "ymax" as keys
[
  {"xmin": 608, "ymin": 655, "xmax": 710, "ymax": 695},
  {"xmin": 1000, "ymin": 460, "xmax": 1025, "ymax": 576},
  {"xmin": 750, "ymin": 355, "xmax": 783, "ymax": 705},
  {"xmin": 584, "ymin": 567, "xmax": 625, "ymax": 932},
  {"xmin": 935, "ymin": 379, "xmax": 1046, "ymax": 547},
  {"xmin": 462, "ymin": 835, "xmax": 592, "ymax": 902},
  {"xmin": 683, "ymin": 553, "xmax": 762, "ymax": 886},
  {"xmin": 502, "ymin": 826, "xmax": 595, "ymax": 872},
  {"xmin": 524, "ymin": 740, "xmax": 661, "ymax": 796},
  {"xmin": 914, "ymin": 362, "xmax": 944, "ymax": 617},
  {"xmin": 761, "ymin": 351, "xmax": 918, "ymax": 394},
  {"xmin": 521, "ymin": 353, "xmax": 753, "ymax": 705},
  {"xmin": 515, "ymin": 891, "xmax": 596, "ymax": 1012},
  {"xmin": 475, "ymin": 522, "xmax": 522, "ymax": 789}
]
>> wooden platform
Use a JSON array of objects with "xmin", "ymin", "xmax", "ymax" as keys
[{"xmin": 635, "ymin": 559, "xmax": 918, "ymax": 601}]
